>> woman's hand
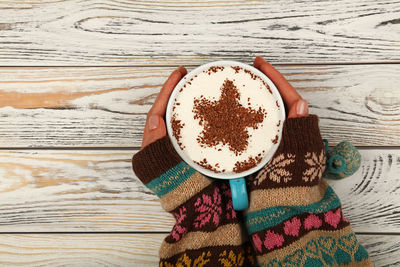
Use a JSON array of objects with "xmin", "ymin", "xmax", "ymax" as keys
[
  {"xmin": 254, "ymin": 56, "xmax": 309, "ymax": 118},
  {"xmin": 141, "ymin": 66, "xmax": 187, "ymax": 149}
]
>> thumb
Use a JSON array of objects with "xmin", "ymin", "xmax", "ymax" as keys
[
  {"xmin": 288, "ymin": 99, "xmax": 309, "ymax": 118},
  {"xmin": 141, "ymin": 115, "xmax": 167, "ymax": 148}
]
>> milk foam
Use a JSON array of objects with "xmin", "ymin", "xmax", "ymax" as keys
[{"xmin": 171, "ymin": 66, "xmax": 281, "ymax": 174}]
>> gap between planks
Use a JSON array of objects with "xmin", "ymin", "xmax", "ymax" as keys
[
  {"xmin": 0, "ymin": 147, "xmax": 143, "ymax": 150},
  {"xmin": 0, "ymin": 146, "xmax": 399, "ymax": 151},
  {"xmin": 0, "ymin": 62, "xmax": 400, "ymax": 68},
  {"xmin": 0, "ymin": 231, "xmax": 397, "ymax": 235},
  {"xmin": 0, "ymin": 231, "xmax": 170, "ymax": 235}
]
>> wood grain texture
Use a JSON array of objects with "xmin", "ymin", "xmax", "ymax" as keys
[
  {"xmin": 328, "ymin": 150, "xmax": 400, "ymax": 234},
  {"xmin": 0, "ymin": 149, "xmax": 174, "ymax": 232},
  {"xmin": 0, "ymin": 67, "xmax": 157, "ymax": 147},
  {"xmin": 0, "ymin": 64, "xmax": 399, "ymax": 147},
  {"xmin": 0, "ymin": 234, "xmax": 159, "ymax": 266},
  {"xmin": 358, "ymin": 235, "xmax": 400, "ymax": 267},
  {"xmin": 0, "ymin": 233, "xmax": 397, "ymax": 266},
  {"xmin": 0, "ymin": 0, "xmax": 399, "ymax": 65},
  {"xmin": 0, "ymin": 148, "xmax": 398, "ymax": 233}
]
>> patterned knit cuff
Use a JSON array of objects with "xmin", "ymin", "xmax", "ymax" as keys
[
  {"xmin": 279, "ymin": 114, "xmax": 323, "ymax": 153},
  {"xmin": 132, "ymin": 136, "xmax": 182, "ymax": 185}
]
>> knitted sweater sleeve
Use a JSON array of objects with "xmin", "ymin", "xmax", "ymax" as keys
[
  {"xmin": 132, "ymin": 136, "xmax": 255, "ymax": 266},
  {"xmin": 245, "ymin": 115, "xmax": 372, "ymax": 266}
]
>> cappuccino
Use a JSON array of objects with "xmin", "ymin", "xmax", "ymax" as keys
[{"xmin": 170, "ymin": 65, "xmax": 281, "ymax": 174}]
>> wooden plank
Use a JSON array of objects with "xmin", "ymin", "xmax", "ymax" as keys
[
  {"xmin": 0, "ymin": 0, "xmax": 399, "ymax": 65},
  {"xmin": 0, "ymin": 148, "xmax": 398, "ymax": 233},
  {"xmin": 327, "ymin": 150, "xmax": 400, "ymax": 234},
  {"xmin": 0, "ymin": 67, "xmax": 158, "ymax": 148},
  {"xmin": 358, "ymin": 235, "xmax": 400, "ymax": 267},
  {"xmin": 0, "ymin": 233, "xmax": 397, "ymax": 266},
  {"xmin": 0, "ymin": 149, "xmax": 173, "ymax": 232},
  {"xmin": 0, "ymin": 234, "xmax": 159, "ymax": 266},
  {"xmin": 0, "ymin": 64, "xmax": 399, "ymax": 147}
]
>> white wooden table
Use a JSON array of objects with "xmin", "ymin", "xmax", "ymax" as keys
[{"xmin": 0, "ymin": 0, "xmax": 399, "ymax": 266}]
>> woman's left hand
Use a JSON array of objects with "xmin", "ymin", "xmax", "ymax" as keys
[{"xmin": 254, "ymin": 56, "xmax": 309, "ymax": 118}]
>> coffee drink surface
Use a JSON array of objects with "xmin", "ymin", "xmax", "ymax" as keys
[{"xmin": 171, "ymin": 65, "xmax": 281, "ymax": 174}]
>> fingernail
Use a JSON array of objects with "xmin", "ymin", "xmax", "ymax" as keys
[
  {"xmin": 296, "ymin": 99, "xmax": 309, "ymax": 116},
  {"xmin": 148, "ymin": 115, "xmax": 159, "ymax": 130}
]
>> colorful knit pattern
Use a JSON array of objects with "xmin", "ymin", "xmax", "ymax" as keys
[
  {"xmin": 133, "ymin": 136, "xmax": 255, "ymax": 266},
  {"xmin": 160, "ymin": 244, "xmax": 256, "ymax": 267},
  {"xmin": 245, "ymin": 115, "xmax": 371, "ymax": 266},
  {"xmin": 261, "ymin": 232, "xmax": 370, "ymax": 267},
  {"xmin": 323, "ymin": 140, "xmax": 362, "ymax": 180},
  {"xmin": 132, "ymin": 115, "xmax": 372, "ymax": 267}
]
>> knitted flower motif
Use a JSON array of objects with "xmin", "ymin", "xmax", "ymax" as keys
[
  {"xmin": 175, "ymin": 253, "xmax": 191, "ymax": 267},
  {"xmin": 193, "ymin": 187, "xmax": 222, "ymax": 228},
  {"xmin": 302, "ymin": 150, "xmax": 326, "ymax": 182},
  {"xmin": 193, "ymin": 251, "xmax": 212, "ymax": 267},
  {"xmin": 218, "ymin": 250, "xmax": 244, "ymax": 267},
  {"xmin": 171, "ymin": 206, "xmax": 187, "ymax": 241},
  {"xmin": 253, "ymin": 153, "xmax": 296, "ymax": 185},
  {"xmin": 221, "ymin": 183, "xmax": 237, "ymax": 220},
  {"xmin": 160, "ymin": 261, "xmax": 174, "ymax": 267}
]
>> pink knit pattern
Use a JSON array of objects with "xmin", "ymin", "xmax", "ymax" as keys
[
  {"xmin": 171, "ymin": 206, "xmax": 188, "ymax": 241},
  {"xmin": 193, "ymin": 187, "xmax": 222, "ymax": 228}
]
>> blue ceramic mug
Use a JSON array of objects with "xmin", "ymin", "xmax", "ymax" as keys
[{"xmin": 166, "ymin": 61, "xmax": 285, "ymax": 210}]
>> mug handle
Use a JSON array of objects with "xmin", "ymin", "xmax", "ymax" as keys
[{"xmin": 229, "ymin": 177, "xmax": 249, "ymax": 211}]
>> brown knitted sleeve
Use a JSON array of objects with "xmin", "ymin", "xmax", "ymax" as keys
[
  {"xmin": 132, "ymin": 136, "xmax": 182, "ymax": 185},
  {"xmin": 278, "ymin": 114, "xmax": 324, "ymax": 154},
  {"xmin": 132, "ymin": 136, "xmax": 255, "ymax": 266}
]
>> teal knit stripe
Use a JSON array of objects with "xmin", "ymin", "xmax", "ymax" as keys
[
  {"xmin": 145, "ymin": 161, "xmax": 196, "ymax": 198},
  {"xmin": 245, "ymin": 186, "xmax": 341, "ymax": 234}
]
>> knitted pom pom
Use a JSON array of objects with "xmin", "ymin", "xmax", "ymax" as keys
[{"xmin": 322, "ymin": 139, "xmax": 361, "ymax": 180}]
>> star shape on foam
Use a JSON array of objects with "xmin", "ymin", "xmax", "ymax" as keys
[{"xmin": 193, "ymin": 79, "xmax": 266, "ymax": 155}]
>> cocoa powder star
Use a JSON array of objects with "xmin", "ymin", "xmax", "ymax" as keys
[{"xmin": 193, "ymin": 79, "xmax": 266, "ymax": 156}]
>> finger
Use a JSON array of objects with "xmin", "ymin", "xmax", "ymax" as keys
[
  {"xmin": 254, "ymin": 56, "xmax": 301, "ymax": 109},
  {"xmin": 141, "ymin": 117, "xmax": 167, "ymax": 149},
  {"xmin": 150, "ymin": 66, "xmax": 187, "ymax": 117}
]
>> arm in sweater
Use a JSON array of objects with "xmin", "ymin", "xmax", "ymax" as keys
[
  {"xmin": 132, "ymin": 137, "xmax": 255, "ymax": 266},
  {"xmin": 245, "ymin": 115, "xmax": 372, "ymax": 267}
]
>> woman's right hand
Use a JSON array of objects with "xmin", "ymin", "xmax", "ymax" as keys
[
  {"xmin": 254, "ymin": 56, "xmax": 309, "ymax": 118},
  {"xmin": 141, "ymin": 66, "xmax": 187, "ymax": 149}
]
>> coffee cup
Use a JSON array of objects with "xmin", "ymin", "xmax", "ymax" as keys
[{"xmin": 166, "ymin": 61, "xmax": 285, "ymax": 210}]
